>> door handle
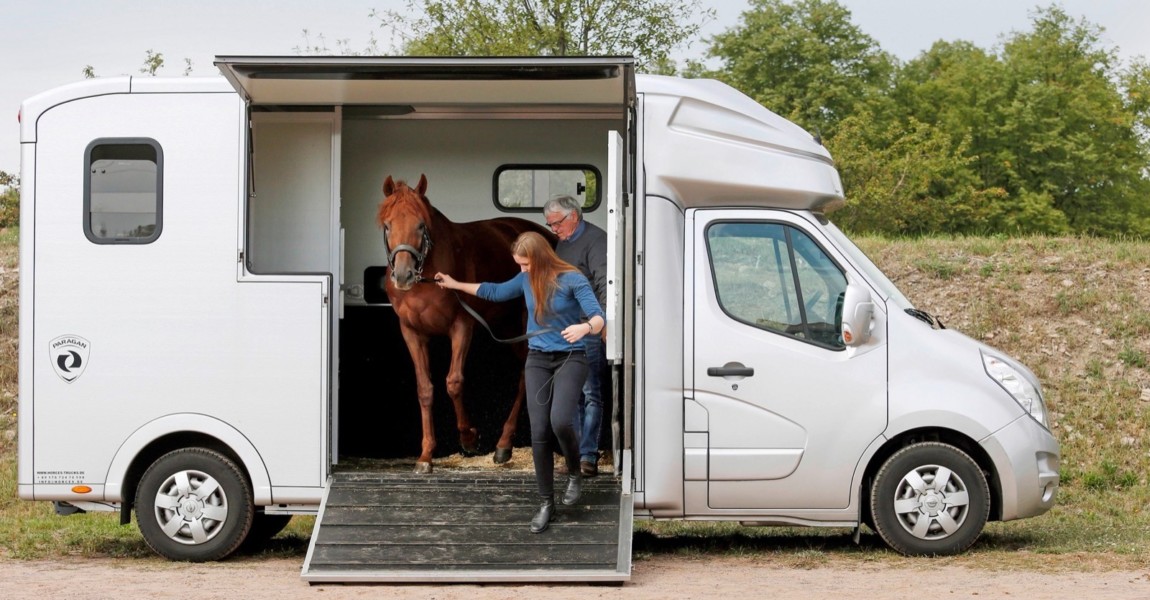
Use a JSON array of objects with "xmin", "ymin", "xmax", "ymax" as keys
[{"xmin": 707, "ymin": 364, "xmax": 754, "ymax": 377}]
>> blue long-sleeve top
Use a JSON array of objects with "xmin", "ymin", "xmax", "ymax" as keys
[{"xmin": 477, "ymin": 270, "xmax": 604, "ymax": 352}]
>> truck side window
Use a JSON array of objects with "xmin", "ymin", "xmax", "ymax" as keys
[
  {"xmin": 84, "ymin": 138, "xmax": 163, "ymax": 244},
  {"xmin": 493, "ymin": 165, "xmax": 600, "ymax": 211},
  {"xmin": 706, "ymin": 221, "xmax": 847, "ymax": 349}
]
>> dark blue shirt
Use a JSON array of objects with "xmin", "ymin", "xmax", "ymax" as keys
[{"xmin": 477, "ymin": 271, "xmax": 604, "ymax": 352}]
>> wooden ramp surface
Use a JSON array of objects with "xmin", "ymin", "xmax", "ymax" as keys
[{"xmin": 301, "ymin": 470, "xmax": 632, "ymax": 583}]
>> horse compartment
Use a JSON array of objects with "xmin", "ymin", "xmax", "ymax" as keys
[{"xmin": 243, "ymin": 60, "xmax": 632, "ymax": 581}]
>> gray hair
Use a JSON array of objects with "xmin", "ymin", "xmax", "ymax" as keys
[{"xmin": 543, "ymin": 195, "xmax": 583, "ymax": 220}]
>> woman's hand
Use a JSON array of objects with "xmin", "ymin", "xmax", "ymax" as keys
[
  {"xmin": 561, "ymin": 321, "xmax": 593, "ymax": 343},
  {"xmin": 434, "ymin": 273, "xmax": 482, "ymax": 296},
  {"xmin": 434, "ymin": 272, "xmax": 457, "ymax": 290}
]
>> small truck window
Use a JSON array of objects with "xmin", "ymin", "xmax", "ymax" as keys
[
  {"xmin": 494, "ymin": 165, "xmax": 599, "ymax": 211},
  {"xmin": 84, "ymin": 139, "xmax": 163, "ymax": 243}
]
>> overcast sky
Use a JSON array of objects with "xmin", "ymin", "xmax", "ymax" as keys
[{"xmin": 3, "ymin": 0, "xmax": 1150, "ymax": 175}]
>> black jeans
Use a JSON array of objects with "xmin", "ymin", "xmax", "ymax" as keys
[{"xmin": 525, "ymin": 349, "xmax": 587, "ymax": 498}]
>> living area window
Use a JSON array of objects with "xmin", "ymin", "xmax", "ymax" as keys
[{"xmin": 84, "ymin": 138, "xmax": 163, "ymax": 244}]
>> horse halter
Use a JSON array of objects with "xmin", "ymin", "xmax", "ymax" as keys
[{"xmin": 383, "ymin": 225, "xmax": 434, "ymax": 280}]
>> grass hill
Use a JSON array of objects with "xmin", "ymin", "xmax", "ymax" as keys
[{"xmin": 1, "ymin": 229, "xmax": 1148, "ymax": 563}]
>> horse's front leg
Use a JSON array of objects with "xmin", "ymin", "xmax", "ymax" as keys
[
  {"xmin": 399, "ymin": 327, "xmax": 437, "ymax": 474},
  {"xmin": 447, "ymin": 319, "xmax": 480, "ymax": 455},
  {"xmin": 494, "ymin": 372, "xmax": 525, "ymax": 464}
]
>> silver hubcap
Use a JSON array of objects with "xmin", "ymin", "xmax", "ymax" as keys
[
  {"xmin": 892, "ymin": 464, "xmax": 970, "ymax": 540},
  {"xmin": 153, "ymin": 469, "xmax": 229, "ymax": 545}
]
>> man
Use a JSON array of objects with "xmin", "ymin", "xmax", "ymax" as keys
[{"xmin": 543, "ymin": 195, "xmax": 608, "ymax": 477}]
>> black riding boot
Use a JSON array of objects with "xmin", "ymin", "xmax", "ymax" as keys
[
  {"xmin": 562, "ymin": 473, "xmax": 583, "ymax": 505},
  {"xmin": 530, "ymin": 496, "xmax": 555, "ymax": 533}
]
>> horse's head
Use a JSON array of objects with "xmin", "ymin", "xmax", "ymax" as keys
[{"xmin": 378, "ymin": 174, "xmax": 435, "ymax": 291}]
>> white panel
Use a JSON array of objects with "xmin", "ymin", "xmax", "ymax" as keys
[
  {"xmin": 250, "ymin": 114, "xmax": 335, "ymax": 273},
  {"xmin": 29, "ymin": 91, "xmax": 327, "ymax": 497},
  {"xmin": 605, "ymin": 131, "xmax": 624, "ymax": 362}
]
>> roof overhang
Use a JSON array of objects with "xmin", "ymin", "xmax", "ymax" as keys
[{"xmin": 213, "ymin": 56, "xmax": 635, "ymax": 111}]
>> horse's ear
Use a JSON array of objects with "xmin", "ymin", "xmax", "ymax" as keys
[
  {"xmin": 416, "ymin": 174, "xmax": 428, "ymax": 196},
  {"xmin": 383, "ymin": 175, "xmax": 396, "ymax": 197}
]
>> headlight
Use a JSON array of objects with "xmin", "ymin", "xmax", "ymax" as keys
[{"xmin": 982, "ymin": 351, "xmax": 1049, "ymax": 428}]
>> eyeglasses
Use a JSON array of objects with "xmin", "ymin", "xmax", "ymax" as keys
[{"xmin": 545, "ymin": 213, "xmax": 571, "ymax": 229}]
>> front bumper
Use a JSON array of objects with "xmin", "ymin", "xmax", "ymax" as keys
[{"xmin": 980, "ymin": 415, "xmax": 1060, "ymax": 521}]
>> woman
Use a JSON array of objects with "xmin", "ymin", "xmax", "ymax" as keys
[{"xmin": 435, "ymin": 231, "xmax": 605, "ymax": 533}]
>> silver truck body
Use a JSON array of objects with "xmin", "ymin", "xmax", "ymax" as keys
[{"xmin": 17, "ymin": 58, "xmax": 1058, "ymax": 572}]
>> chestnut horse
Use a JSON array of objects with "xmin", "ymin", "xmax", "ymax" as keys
[{"xmin": 377, "ymin": 174, "xmax": 551, "ymax": 473}]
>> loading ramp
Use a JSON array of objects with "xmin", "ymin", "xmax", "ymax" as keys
[{"xmin": 301, "ymin": 470, "xmax": 632, "ymax": 583}]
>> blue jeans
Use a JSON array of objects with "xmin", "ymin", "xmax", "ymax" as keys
[{"xmin": 576, "ymin": 336, "xmax": 606, "ymax": 463}]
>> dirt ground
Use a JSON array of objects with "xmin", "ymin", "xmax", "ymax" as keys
[{"xmin": 1, "ymin": 556, "xmax": 1147, "ymax": 600}]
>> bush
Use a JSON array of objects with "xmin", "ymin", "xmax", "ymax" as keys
[{"xmin": 0, "ymin": 172, "xmax": 17, "ymax": 229}]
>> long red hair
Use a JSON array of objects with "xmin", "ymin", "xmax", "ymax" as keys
[{"xmin": 512, "ymin": 232, "xmax": 578, "ymax": 324}]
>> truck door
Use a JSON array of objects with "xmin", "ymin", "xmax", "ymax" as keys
[{"xmin": 687, "ymin": 208, "xmax": 887, "ymax": 510}]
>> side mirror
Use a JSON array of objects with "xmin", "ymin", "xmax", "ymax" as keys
[{"xmin": 840, "ymin": 277, "xmax": 874, "ymax": 347}]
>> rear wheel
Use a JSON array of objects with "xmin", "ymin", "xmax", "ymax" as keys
[
  {"xmin": 135, "ymin": 448, "xmax": 254, "ymax": 561},
  {"xmin": 870, "ymin": 442, "xmax": 989, "ymax": 556}
]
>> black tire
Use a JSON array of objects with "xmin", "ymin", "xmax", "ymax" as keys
[
  {"xmin": 870, "ymin": 442, "xmax": 990, "ymax": 556},
  {"xmin": 135, "ymin": 448, "xmax": 254, "ymax": 562},
  {"xmin": 241, "ymin": 513, "xmax": 293, "ymax": 550}
]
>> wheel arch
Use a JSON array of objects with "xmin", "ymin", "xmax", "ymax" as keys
[
  {"xmin": 104, "ymin": 414, "xmax": 272, "ymax": 511},
  {"xmin": 859, "ymin": 428, "xmax": 1003, "ymax": 527}
]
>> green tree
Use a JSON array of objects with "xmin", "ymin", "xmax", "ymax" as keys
[
  {"xmin": 893, "ymin": 6, "xmax": 1150, "ymax": 236},
  {"xmin": 888, "ymin": 40, "xmax": 1070, "ymax": 234},
  {"xmin": 701, "ymin": 0, "xmax": 895, "ymax": 139},
  {"xmin": 999, "ymin": 7, "xmax": 1150, "ymax": 235},
  {"xmin": 829, "ymin": 111, "xmax": 1005, "ymax": 235},
  {"xmin": 375, "ymin": 0, "xmax": 714, "ymax": 73}
]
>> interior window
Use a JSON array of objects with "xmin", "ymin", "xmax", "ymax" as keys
[
  {"xmin": 707, "ymin": 221, "xmax": 847, "ymax": 349},
  {"xmin": 84, "ymin": 139, "xmax": 163, "ymax": 244},
  {"xmin": 493, "ymin": 165, "xmax": 600, "ymax": 211}
]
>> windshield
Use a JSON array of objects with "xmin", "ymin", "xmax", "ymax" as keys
[{"xmin": 821, "ymin": 220, "xmax": 914, "ymax": 311}]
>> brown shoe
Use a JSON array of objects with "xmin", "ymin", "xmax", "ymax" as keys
[{"xmin": 580, "ymin": 460, "xmax": 598, "ymax": 477}]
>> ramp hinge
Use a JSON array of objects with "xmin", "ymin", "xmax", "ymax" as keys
[
  {"xmin": 238, "ymin": 250, "xmax": 244, "ymax": 263},
  {"xmin": 636, "ymin": 295, "xmax": 642, "ymax": 309},
  {"xmin": 636, "ymin": 252, "xmax": 642, "ymax": 266}
]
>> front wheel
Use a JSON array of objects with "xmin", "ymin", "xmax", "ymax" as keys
[
  {"xmin": 135, "ymin": 448, "xmax": 254, "ymax": 561},
  {"xmin": 870, "ymin": 442, "xmax": 990, "ymax": 556}
]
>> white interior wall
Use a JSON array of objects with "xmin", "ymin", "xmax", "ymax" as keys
[{"xmin": 339, "ymin": 117, "xmax": 621, "ymax": 303}]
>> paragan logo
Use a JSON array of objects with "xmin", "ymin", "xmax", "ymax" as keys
[{"xmin": 50, "ymin": 335, "xmax": 90, "ymax": 383}]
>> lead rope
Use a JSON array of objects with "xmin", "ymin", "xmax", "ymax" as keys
[{"xmin": 416, "ymin": 278, "xmax": 558, "ymax": 344}]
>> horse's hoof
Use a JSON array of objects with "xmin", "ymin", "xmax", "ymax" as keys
[
  {"xmin": 459, "ymin": 428, "xmax": 480, "ymax": 456},
  {"xmin": 493, "ymin": 447, "xmax": 512, "ymax": 464},
  {"xmin": 413, "ymin": 462, "xmax": 433, "ymax": 474}
]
